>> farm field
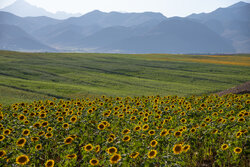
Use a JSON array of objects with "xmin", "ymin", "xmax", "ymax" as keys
[
  {"xmin": 0, "ymin": 50, "xmax": 250, "ymax": 105},
  {"xmin": 0, "ymin": 94, "xmax": 249, "ymax": 166}
]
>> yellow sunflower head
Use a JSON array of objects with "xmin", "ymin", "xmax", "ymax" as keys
[
  {"xmin": 16, "ymin": 138, "xmax": 26, "ymax": 147},
  {"xmin": 148, "ymin": 150, "xmax": 157, "ymax": 158},
  {"xmin": 130, "ymin": 152, "xmax": 139, "ymax": 159},
  {"xmin": 110, "ymin": 154, "xmax": 121, "ymax": 164},
  {"xmin": 66, "ymin": 154, "xmax": 77, "ymax": 159},
  {"xmin": 84, "ymin": 144, "xmax": 93, "ymax": 152},
  {"xmin": 64, "ymin": 137, "xmax": 74, "ymax": 144},
  {"xmin": 233, "ymin": 147, "xmax": 242, "ymax": 154},
  {"xmin": 45, "ymin": 159, "xmax": 54, "ymax": 167},
  {"xmin": 173, "ymin": 144, "xmax": 182, "ymax": 154},
  {"xmin": 107, "ymin": 147, "xmax": 117, "ymax": 155},
  {"xmin": 150, "ymin": 140, "xmax": 158, "ymax": 147},
  {"xmin": 16, "ymin": 155, "xmax": 30, "ymax": 165},
  {"xmin": 89, "ymin": 158, "xmax": 99, "ymax": 166}
]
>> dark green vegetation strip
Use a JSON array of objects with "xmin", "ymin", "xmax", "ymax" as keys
[{"xmin": 0, "ymin": 50, "xmax": 249, "ymax": 104}]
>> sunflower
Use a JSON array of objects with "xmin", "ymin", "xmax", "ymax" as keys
[
  {"xmin": 84, "ymin": 144, "xmax": 93, "ymax": 151},
  {"xmin": 62, "ymin": 123, "xmax": 69, "ymax": 129},
  {"xmin": 22, "ymin": 129, "xmax": 30, "ymax": 136},
  {"xmin": 35, "ymin": 144, "xmax": 42, "ymax": 151},
  {"xmin": 41, "ymin": 121, "xmax": 49, "ymax": 127},
  {"xmin": 18, "ymin": 114, "xmax": 26, "ymax": 121},
  {"xmin": 174, "ymin": 131, "xmax": 182, "ymax": 137},
  {"xmin": 221, "ymin": 144, "xmax": 229, "ymax": 150},
  {"xmin": 130, "ymin": 152, "xmax": 139, "ymax": 159},
  {"xmin": 24, "ymin": 120, "xmax": 30, "ymax": 124},
  {"xmin": 64, "ymin": 137, "xmax": 74, "ymax": 144},
  {"xmin": 47, "ymin": 127, "xmax": 53, "ymax": 132},
  {"xmin": 33, "ymin": 122, "xmax": 40, "ymax": 128},
  {"xmin": 150, "ymin": 140, "xmax": 158, "ymax": 147},
  {"xmin": 229, "ymin": 116, "xmax": 235, "ymax": 122},
  {"xmin": 143, "ymin": 117, "xmax": 148, "ymax": 122},
  {"xmin": 31, "ymin": 137, "xmax": 39, "ymax": 142},
  {"xmin": 107, "ymin": 137, "xmax": 114, "ymax": 143},
  {"xmin": 107, "ymin": 147, "xmax": 117, "ymax": 155},
  {"xmin": 90, "ymin": 158, "xmax": 99, "ymax": 166},
  {"xmin": 183, "ymin": 145, "xmax": 190, "ymax": 152},
  {"xmin": 173, "ymin": 144, "xmax": 182, "ymax": 154},
  {"xmin": 238, "ymin": 117, "xmax": 245, "ymax": 122},
  {"xmin": 0, "ymin": 135, "xmax": 5, "ymax": 141},
  {"xmin": 160, "ymin": 129, "xmax": 168, "ymax": 136},
  {"xmin": 122, "ymin": 129, "xmax": 130, "ymax": 135},
  {"xmin": 70, "ymin": 116, "xmax": 77, "ymax": 123},
  {"xmin": 236, "ymin": 131, "xmax": 242, "ymax": 138},
  {"xmin": 66, "ymin": 154, "xmax": 77, "ymax": 159},
  {"xmin": 109, "ymin": 133, "xmax": 116, "ymax": 139},
  {"xmin": 212, "ymin": 112, "xmax": 218, "ymax": 117},
  {"xmin": 180, "ymin": 118, "xmax": 187, "ymax": 123},
  {"xmin": 0, "ymin": 150, "xmax": 6, "ymax": 158},
  {"xmin": 211, "ymin": 129, "xmax": 218, "ymax": 134},
  {"xmin": 3, "ymin": 129, "xmax": 11, "ymax": 135},
  {"xmin": 201, "ymin": 123, "xmax": 207, "ymax": 127},
  {"xmin": 233, "ymin": 147, "xmax": 242, "ymax": 154},
  {"xmin": 122, "ymin": 135, "xmax": 131, "ymax": 142},
  {"xmin": 97, "ymin": 123, "xmax": 105, "ymax": 130},
  {"xmin": 130, "ymin": 116, "xmax": 137, "ymax": 121},
  {"xmin": 142, "ymin": 124, "xmax": 149, "ymax": 131},
  {"xmin": 133, "ymin": 126, "xmax": 141, "ymax": 131},
  {"xmin": 16, "ymin": 155, "xmax": 29, "ymax": 165},
  {"xmin": 205, "ymin": 117, "xmax": 211, "ymax": 122},
  {"xmin": 190, "ymin": 128, "xmax": 196, "ymax": 133},
  {"xmin": 57, "ymin": 117, "xmax": 64, "ymax": 122},
  {"xmin": 45, "ymin": 159, "xmax": 54, "ymax": 167},
  {"xmin": 110, "ymin": 154, "xmax": 121, "ymax": 164},
  {"xmin": 16, "ymin": 138, "xmax": 26, "ymax": 147},
  {"xmin": 45, "ymin": 133, "xmax": 53, "ymax": 139},
  {"xmin": 101, "ymin": 121, "xmax": 110, "ymax": 127},
  {"xmin": 38, "ymin": 131, "xmax": 45, "ymax": 136},
  {"xmin": 39, "ymin": 113, "xmax": 46, "ymax": 118},
  {"xmin": 148, "ymin": 130, "xmax": 155, "ymax": 135},
  {"xmin": 148, "ymin": 150, "xmax": 157, "ymax": 158},
  {"xmin": 240, "ymin": 129, "xmax": 248, "ymax": 134},
  {"xmin": 103, "ymin": 112, "xmax": 110, "ymax": 117},
  {"xmin": 95, "ymin": 145, "xmax": 100, "ymax": 153}
]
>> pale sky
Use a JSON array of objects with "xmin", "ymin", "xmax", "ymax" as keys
[{"xmin": 1, "ymin": 0, "xmax": 250, "ymax": 17}]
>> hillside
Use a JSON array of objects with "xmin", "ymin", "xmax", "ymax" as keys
[
  {"xmin": 0, "ymin": 51, "xmax": 249, "ymax": 104},
  {"xmin": 188, "ymin": 1, "xmax": 250, "ymax": 53},
  {"xmin": 0, "ymin": 24, "xmax": 54, "ymax": 51}
]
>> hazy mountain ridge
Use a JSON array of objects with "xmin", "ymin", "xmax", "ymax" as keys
[
  {"xmin": 0, "ymin": 1, "xmax": 249, "ymax": 53},
  {"xmin": 0, "ymin": 24, "xmax": 54, "ymax": 51},
  {"xmin": 188, "ymin": 1, "xmax": 250, "ymax": 53},
  {"xmin": 0, "ymin": 0, "xmax": 81, "ymax": 19},
  {"xmin": 102, "ymin": 18, "xmax": 234, "ymax": 54}
]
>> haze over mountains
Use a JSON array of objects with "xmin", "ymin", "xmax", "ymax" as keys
[
  {"xmin": 0, "ymin": 0, "xmax": 81, "ymax": 19},
  {"xmin": 0, "ymin": 0, "xmax": 249, "ymax": 53}
]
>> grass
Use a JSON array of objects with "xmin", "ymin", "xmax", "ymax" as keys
[{"xmin": 0, "ymin": 50, "xmax": 249, "ymax": 104}]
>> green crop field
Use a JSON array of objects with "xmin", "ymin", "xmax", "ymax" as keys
[{"xmin": 0, "ymin": 50, "xmax": 250, "ymax": 104}]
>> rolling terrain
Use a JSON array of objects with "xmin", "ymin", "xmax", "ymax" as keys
[{"xmin": 0, "ymin": 50, "xmax": 249, "ymax": 104}]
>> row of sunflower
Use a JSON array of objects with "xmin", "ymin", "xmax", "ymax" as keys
[{"xmin": 0, "ymin": 94, "xmax": 249, "ymax": 166}]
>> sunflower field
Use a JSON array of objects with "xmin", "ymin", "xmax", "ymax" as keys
[{"xmin": 0, "ymin": 94, "xmax": 249, "ymax": 166}]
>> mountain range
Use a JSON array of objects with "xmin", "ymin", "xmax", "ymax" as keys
[{"xmin": 0, "ymin": 1, "xmax": 249, "ymax": 53}]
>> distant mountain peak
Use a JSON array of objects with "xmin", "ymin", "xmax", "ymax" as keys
[
  {"xmin": 1, "ymin": 0, "xmax": 81, "ymax": 19},
  {"xmin": 228, "ymin": 1, "xmax": 249, "ymax": 8}
]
